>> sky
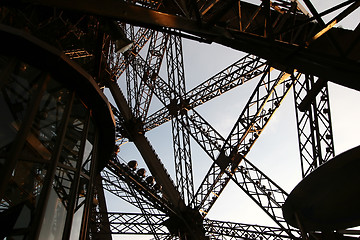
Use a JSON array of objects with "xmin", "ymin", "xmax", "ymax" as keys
[{"xmin": 105, "ymin": 1, "xmax": 360, "ymax": 239}]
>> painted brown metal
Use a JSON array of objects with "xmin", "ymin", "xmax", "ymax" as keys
[{"xmin": 21, "ymin": 0, "xmax": 360, "ymax": 91}]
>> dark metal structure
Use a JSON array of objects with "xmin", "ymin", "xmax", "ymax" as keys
[{"xmin": 0, "ymin": 0, "xmax": 359, "ymax": 239}]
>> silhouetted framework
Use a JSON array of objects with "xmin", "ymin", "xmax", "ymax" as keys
[
  {"xmin": 0, "ymin": 0, "xmax": 359, "ymax": 239},
  {"xmin": 91, "ymin": 212, "xmax": 297, "ymax": 239},
  {"xmin": 293, "ymin": 76, "xmax": 335, "ymax": 177},
  {"xmin": 166, "ymin": 34, "xmax": 195, "ymax": 206}
]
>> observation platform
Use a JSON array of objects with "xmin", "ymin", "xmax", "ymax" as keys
[{"xmin": 283, "ymin": 145, "xmax": 360, "ymax": 231}]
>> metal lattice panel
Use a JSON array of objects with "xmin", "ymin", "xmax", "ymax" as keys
[{"xmin": 1, "ymin": 0, "xmax": 359, "ymax": 239}]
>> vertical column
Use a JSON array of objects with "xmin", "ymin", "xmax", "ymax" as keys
[
  {"xmin": 166, "ymin": 34, "xmax": 194, "ymax": 205},
  {"xmin": 293, "ymin": 75, "xmax": 335, "ymax": 177}
]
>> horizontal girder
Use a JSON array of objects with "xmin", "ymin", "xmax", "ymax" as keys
[{"xmin": 27, "ymin": 0, "xmax": 360, "ymax": 90}]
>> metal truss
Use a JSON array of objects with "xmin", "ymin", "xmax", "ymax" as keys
[
  {"xmin": 144, "ymin": 54, "xmax": 267, "ymax": 131},
  {"xmin": 122, "ymin": 46, "xmax": 176, "ymax": 107},
  {"xmin": 134, "ymin": 31, "xmax": 169, "ymax": 120},
  {"xmin": 108, "ymin": 80, "xmax": 184, "ymax": 210},
  {"xmin": 166, "ymin": 34, "xmax": 194, "ymax": 205},
  {"xmin": 115, "ymin": 37, "xmax": 300, "ymax": 234},
  {"xmin": 33, "ymin": 0, "xmax": 360, "ymax": 88},
  {"xmin": 92, "ymin": 212, "xmax": 169, "ymax": 235},
  {"xmin": 108, "ymin": 24, "xmax": 154, "ymax": 112},
  {"xmin": 171, "ymin": 115, "xmax": 194, "ymax": 205},
  {"xmin": 107, "ymin": 30, "xmax": 301, "ymax": 239},
  {"xmin": 99, "ymin": 156, "xmax": 174, "ymax": 239},
  {"xmin": 91, "ymin": 212, "xmax": 296, "ymax": 239},
  {"xmin": 293, "ymin": 75, "xmax": 335, "ymax": 178},
  {"xmin": 183, "ymin": 70, "xmax": 301, "ymax": 237},
  {"xmin": 106, "ymin": 33, "xmax": 339, "ymax": 240},
  {"xmin": 5, "ymin": 1, "xmax": 358, "ymax": 239},
  {"xmin": 125, "ymin": 55, "xmax": 139, "ymax": 112},
  {"xmin": 191, "ymin": 70, "xmax": 299, "ymax": 211},
  {"xmin": 107, "ymin": 18, "xmax": 158, "ymax": 81},
  {"xmin": 98, "ymin": 2, "xmax": 347, "ymax": 236},
  {"xmin": 106, "ymin": 37, "xmax": 302, "ymax": 239},
  {"xmin": 102, "ymin": 157, "xmax": 173, "ymax": 214},
  {"xmin": 52, "ymin": 102, "xmax": 91, "ymax": 215},
  {"xmin": 204, "ymin": 219, "xmax": 295, "ymax": 240}
]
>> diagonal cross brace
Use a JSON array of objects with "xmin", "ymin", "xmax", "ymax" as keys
[{"xmin": 144, "ymin": 54, "xmax": 267, "ymax": 131}]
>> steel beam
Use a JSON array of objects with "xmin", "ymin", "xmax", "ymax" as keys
[
  {"xmin": 166, "ymin": 34, "xmax": 194, "ymax": 205},
  {"xmin": 204, "ymin": 219, "xmax": 296, "ymax": 240},
  {"xmin": 144, "ymin": 54, "xmax": 267, "ymax": 131},
  {"xmin": 26, "ymin": 0, "xmax": 360, "ymax": 90},
  {"xmin": 134, "ymin": 31, "xmax": 169, "ymax": 120},
  {"xmin": 93, "ymin": 212, "xmax": 168, "ymax": 235},
  {"xmin": 98, "ymin": 212, "xmax": 298, "ymax": 239},
  {"xmin": 193, "ymin": 70, "xmax": 299, "ymax": 212},
  {"xmin": 103, "ymin": 158, "xmax": 174, "ymax": 214},
  {"xmin": 107, "ymin": 80, "xmax": 184, "ymax": 210},
  {"xmin": 181, "ymin": 70, "xmax": 302, "ymax": 237},
  {"xmin": 107, "ymin": 80, "xmax": 209, "ymax": 240},
  {"xmin": 293, "ymin": 75, "xmax": 335, "ymax": 177},
  {"xmin": 110, "ymin": 43, "xmax": 299, "ymax": 234}
]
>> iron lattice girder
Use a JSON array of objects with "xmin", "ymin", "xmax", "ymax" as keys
[
  {"xmin": 114, "ymin": 45, "xmax": 298, "ymax": 233},
  {"xmin": 293, "ymin": 76, "xmax": 335, "ymax": 178},
  {"xmin": 104, "ymin": 160, "xmax": 167, "ymax": 239},
  {"xmin": 204, "ymin": 219, "xmax": 295, "ymax": 240},
  {"xmin": 230, "ymin": 158, "xmax": 294, "ymax": 234},
  {"xmin": 133, "ymin": 31, "xmax": 169, "ymax": 120},
  {"xmin": 107, "ymin": 0, "xmax": 164, "ymax": 80},
  {"xmin": 94, "ymin": 212, "xmax": 169, "ymax": 235},
  {"xmin": 111, "ymin": 40, "xmax": 295, "ymax": 227},
  {"xmin": 108, "ymin": 25, "xmax": 154, "ymax": 80},
  {"xmin": 108, "ymin": 38, "xmax": 209, "ymax": 239},
  {"xmin": 93, "ymin": 211, "xmax": 296, "ymax": 239},
  {"xmin": 30, "ymin": 0, "xmax": 360, "ymax": 91},
  {"xmin": 126, "ymin": 179, "xmax": 166, "ymax": 240},
  {"xmin": 108, "ymin": 81, "xmax": 209, "ymax": 240},
  {"xmin": 171, "ymin": 115, "xmax": 194, "ymax": 206},
  {"xmin": 144, "ymin": 54, "xmax": 268, "ymax": 131},
  {"xmin": 166, "ymin": 34, "xmax": 186, "ymax": 97},
  {"xmin": 125, "ymin": 48, "xmax": 177, "ymax": 106},
  {"xmin": 167, "ymin": 34, "xmax": 195, "ymax": 205},
  {"xmin": 110, "ymin": 104, "xmax": 168, "ymax": 229},
  {"xmin": 122, "ymin": 25, "xmax": 152, "ymax": 111},
  {"xmin": 101, "ymin": 168, "xmax": 164, "ymax": 211},
  {"xmin": 222, "ymin": 70, "xmax": 296, "ymax": 156},
  {"xmin": 125, "ymin": 55, "xmax": 139, "ymax": 112},
  {"xmin": 185, "ymin": 55, "xmax": 266, "ymax": 109},
  {"xmin": 102, "ymin": 157, "xmax": 173, "ymax": 214},
  {"xmin": 109, "ymin": 35, "xmax": 298, "ymax": 237},
  {"xmin": 107, "ymin": 80, "xmax": 184, "ymax": 211},
  {"xmin": 192, "ymin": 69, "xmax": 298, "ymax": 210},
  {"xmin": 185, "ymin": 70, "xmax": 301, "ymax": 236}
]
